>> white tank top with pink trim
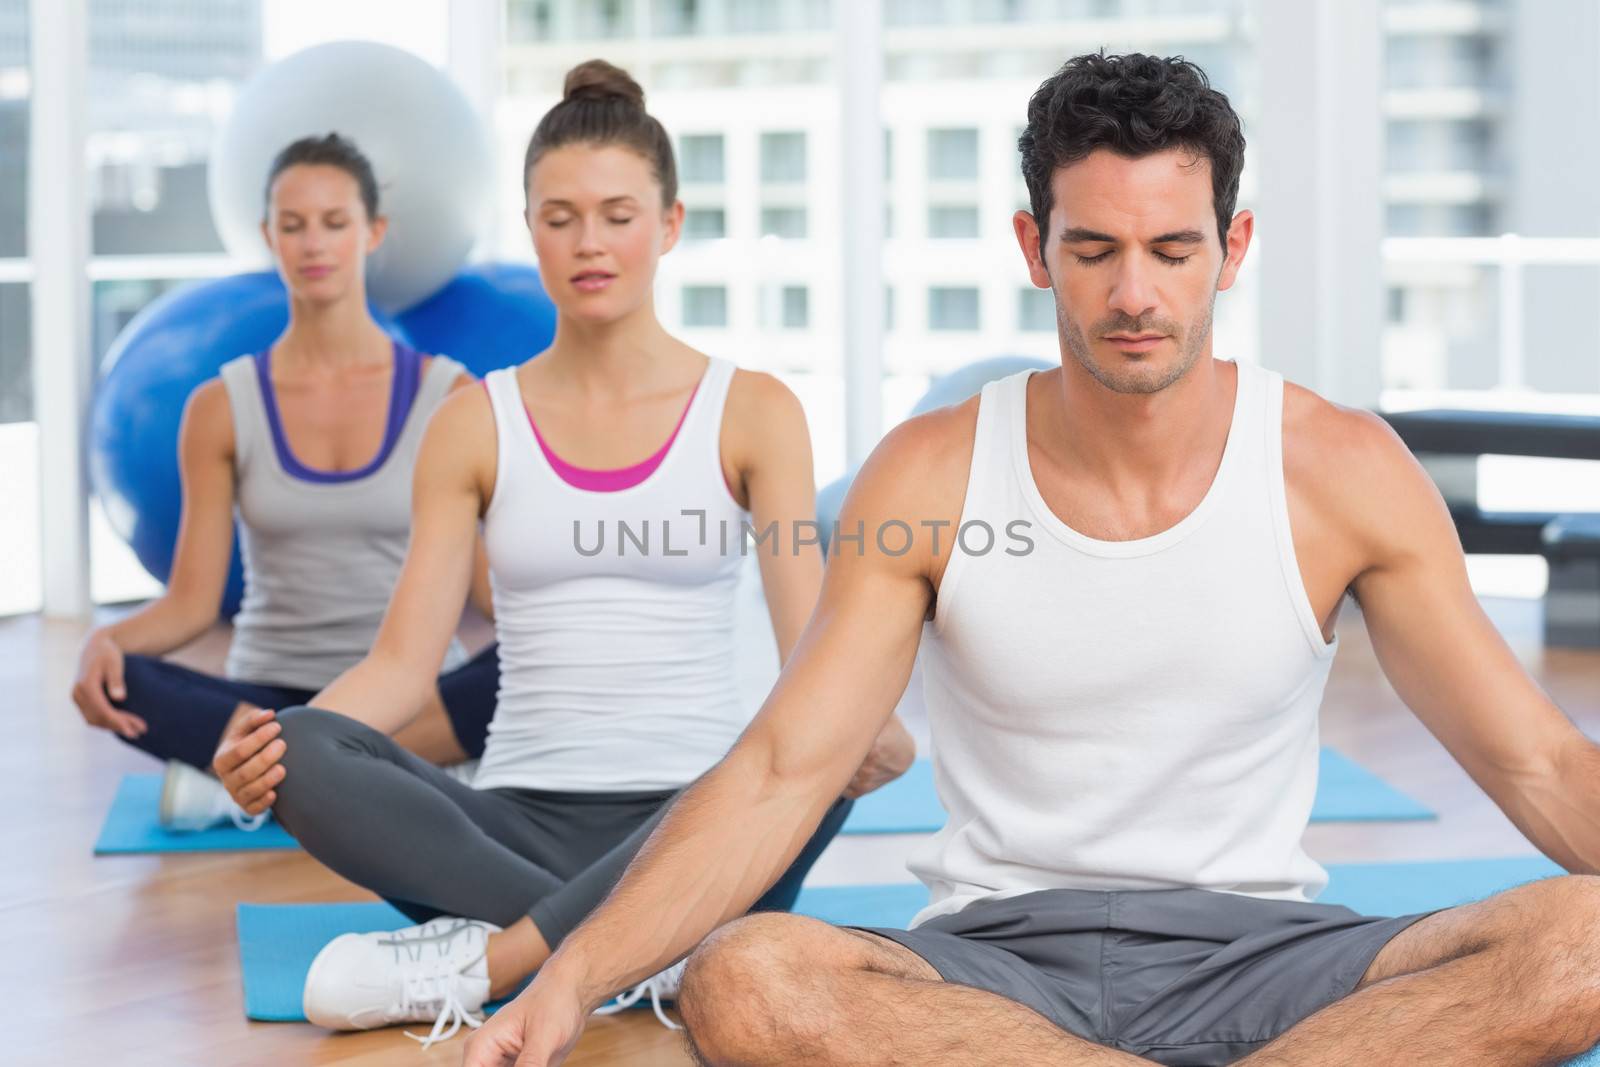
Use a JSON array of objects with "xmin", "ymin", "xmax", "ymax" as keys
[{"xmin": 475, "ymin": 359, "xmax": 751, "ymax": 793}]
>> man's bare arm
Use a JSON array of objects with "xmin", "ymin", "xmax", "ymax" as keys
[
  {"xmin": 462, "ymin": 406, "xmax": 975, "ymax": 1067},
  {"xmin": 1304, "ymin": 403, "xmax": 1600, "ymax": 872}
]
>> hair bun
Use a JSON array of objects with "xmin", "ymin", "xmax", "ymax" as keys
[{"xmin": 563, "ymin": 59, "xmax": 645, "ymax": 109}]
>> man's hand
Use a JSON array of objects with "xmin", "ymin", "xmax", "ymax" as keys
[
  {"xmin": 844, "ymin": 714, "xmax": 916, "ymax": 799},
  {"xmin": 212, "ymin": 708, "xmax": 285, "ymax": 816},
  {"xmin": 461, "ymin": 966, "xmax": 590, "ymax": 1067},
  {"xmin": 70, "ymin": 629, "xmax": 146, "ymax": 740}
]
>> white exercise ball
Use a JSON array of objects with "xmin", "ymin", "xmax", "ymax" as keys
[{"xmin": 208, "ymin": 41, "xmax": 492, "ymax": 313}]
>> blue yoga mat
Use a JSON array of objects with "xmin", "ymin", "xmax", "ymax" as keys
[
  {"xmin": 93, "ymin": 773, "xmax": 297, "ymax": 854},
  {"xmin": 236, "ymin": 883, "xmax": 926, "ymax": 1022},
  {"xmin": 102, "ymin": 747, "xmax": 1431, "ymax": 854},
  {"xmin": 238, "ymin": 859, "xmax": 1578, "ymax": 1024},
  {"xmin": 840, "ymin": 748, "xmax": 1433, "ymax": 835}
]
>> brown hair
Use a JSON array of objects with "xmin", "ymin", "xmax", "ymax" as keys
[
  {"xmin": 523, "ymin": 60, "xmax": 678, "ymax": 207},
  {"xmin": 265, "ymin": 132, "xmax": 380, "ymax": 220}
]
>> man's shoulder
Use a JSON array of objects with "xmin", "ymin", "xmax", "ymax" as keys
[
  {"xmin": 864, "ymin": 398, "xmax": 981, "ymax": 502},
  {"xmin": 840, "ymin": 398, "xmax": 981, "ymax": 563},
  {"xmin": 1281, "ymin": 380, "xmax": 1442, "ymax": 558},
  {"xmin": 1281, "ymin": 381, "xmax": 1413, "ymax": 484}
]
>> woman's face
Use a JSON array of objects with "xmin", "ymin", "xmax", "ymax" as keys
[
  {"xmin": 525, "ymin": 142, "xmax": 682, "ymax": 325},
  {"xmin": 261, "ymin": 164, "xmax": 386, "ymax": 306}
]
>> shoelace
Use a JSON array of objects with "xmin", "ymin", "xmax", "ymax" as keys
[
  {"xmin": 591, "ymin": 959, "xmax": 687, "ymax": 1031},
  {"xmin": 387, "ymin": 923, "xmax": 491, "ymax": 1051},
  {"xmin": 398, "ymin": 957, "xmax": 487, "ymax": 1050},
  {"xmin": 229, "ymin": 808, "xmax": 269, "ymax": 832},
  {"xmin": 404, "ymin": 983, "xmax": 484, "ymax": 1050}
]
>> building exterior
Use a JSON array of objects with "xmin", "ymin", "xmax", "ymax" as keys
[{"xmin": 501, "ymin": 0, "xmax": 1600, "ymax": 421}]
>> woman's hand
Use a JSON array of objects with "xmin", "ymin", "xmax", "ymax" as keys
[
  {"xmin": 844, "ymin": 714, "xmax": 916, "ymax": 799},
  {"xmin": 213, "ymin": 708, "xmax": 286, "ymax": 816},
  {"xmin": 70, "ymin": 629, "xmax": 145, "ymax": 740}
]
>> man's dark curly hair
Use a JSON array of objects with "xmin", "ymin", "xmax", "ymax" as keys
[{"xmin": 1018, "ymin": 52, "xmax": 1246, "ymax": 251}]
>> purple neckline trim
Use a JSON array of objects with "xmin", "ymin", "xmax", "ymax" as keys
[{"xmin": 254, "ymin": 340, "xmax": 422, "ymax": 484}]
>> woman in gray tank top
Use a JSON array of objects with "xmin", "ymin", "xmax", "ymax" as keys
[
  {"xmin": 211, "ymin": 63, "xmax": 918, "ymax": 1046},
  {"xmin": 69, "ymin": 134, "xmax": 500, "ymax": 831}
]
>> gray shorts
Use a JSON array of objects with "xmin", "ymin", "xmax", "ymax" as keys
[{"xmin": 862, "ymin": 887, "xmax": 1430, "ymax": 1066}]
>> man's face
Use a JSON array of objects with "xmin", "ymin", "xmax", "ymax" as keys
[{"xmin": 1014, "ymin": 148, "xmax": 1251, "ymax": 396}]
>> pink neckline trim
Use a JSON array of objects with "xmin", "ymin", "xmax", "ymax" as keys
[{"xmin": 525, "ymin": 382, "xmax": 700, "ymax": 492}]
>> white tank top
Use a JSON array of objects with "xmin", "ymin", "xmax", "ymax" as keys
[
  {"xmin": 911, "ymin": 360, "xmax": 1338, "ymax": 926},
  {"xmin": 475, "ymin": 359, "xmax": 751, "ymax": 793}
]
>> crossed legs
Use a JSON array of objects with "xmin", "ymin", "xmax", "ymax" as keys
[{"xmin": 679, "ymin": 876, "xmax": 1600, "ymax": 1067}]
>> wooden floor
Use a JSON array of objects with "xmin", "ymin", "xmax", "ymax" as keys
[{"xmin": 7, "ymin": 599, "xmax": 1598, "ymax": 1065}]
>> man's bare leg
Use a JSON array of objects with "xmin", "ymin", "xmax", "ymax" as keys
[
  {"xmin": 678, "ymin": 913, "xmax": 1152, "ymax": 1067},
  {"xmin": 1241, "ymin": 874, "xmax": 1600, "ymax": 1066}
]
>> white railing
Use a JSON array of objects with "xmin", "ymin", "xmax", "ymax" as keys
[
  {"xmin": 1382, "ymin": 235, "xmax": 1600, "ymax": 392},
  {"xmin": 0, "ymin": 252, "xmax": 242, "ymax": 286}
]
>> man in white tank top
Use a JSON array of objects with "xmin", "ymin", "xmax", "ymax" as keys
[{"xmin": 468, "ymin": 54, "xmax": 1600, "ymax": 1067}]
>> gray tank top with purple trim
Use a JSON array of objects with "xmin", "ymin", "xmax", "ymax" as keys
[{"xmin": 217, "ymin": 350, "xmax": 467, "ymax": 689}]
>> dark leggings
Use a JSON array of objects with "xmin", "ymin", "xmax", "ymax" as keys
[
  {"xmin": 112, "ymin": 644, "xmax": 501, "ymax": 770},
  {"xmin": 272, "ymin": 706, "xmax": 853, "ymax": 948}
]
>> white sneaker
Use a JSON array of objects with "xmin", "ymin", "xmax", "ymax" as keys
[
  {"xmin": 592, "ymin": 958, "xmax": 687, "ymax": 1030},
  {"xmin": 302, "ymin": 917, "xmax": 498, "ymax": 1048},
  {"xmin": 158, "ymin": 760, "xmax": 267, "ymax": 832}
]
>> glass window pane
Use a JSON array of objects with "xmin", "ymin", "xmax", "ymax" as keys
[
  {"xmin": 680, "ymin": 133, "xmax": 725, "ymax": 183},
  {"xmin": 683, "ymin": 284, "xmax": 727, "ymax": 327},
  {"xmin": 927, "ymin": 128, "xmax": 979, "ymax": 181},
  {"xmin": 506, "ymin": 0, "xmax": 554, "ymax": 42},
  {"xmin": 760, "ymin": 205, "xmax": 807, "ymax": 238},
  {"xmin": 88, "ymin": 3, "xmax": 262, "ymax": 254},
  {"xmin": 572, "ymin": 0, "xmax": 633, "ymax": 38},
  {"xmin": 683, "ymin": 206, "xmax": 726, "ymax": 239},
  {"xmin": 760, "ymin": 131, "xmax": 806, "ymax": 183},
  {"xmin": 0, "ymin": 280, "xmax": 30, "ymax": 424},
  {"xmin": 1018, "ymin": 286, "xmax": 1055, "ymax": 332},
  {"xmin": 781, "ymin": 284, "xmax": 808, "ymax": 329},
  {"xmin": 653, "ymin": 0, "xmax": 699, "ymax": 36},
  {"xmin": 929, "ymin": 286, "xmax": 980, "ymax": 331},
  {"xmin": 928, "ymin": 204, "xmax": 980, "ymax": 239}
]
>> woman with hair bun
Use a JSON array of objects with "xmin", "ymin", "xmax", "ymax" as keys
[
  {"xmin": 214, "ymin": 61, "xmax": 915, "ymax": 1043},
  {"xmin": 70, "ymin": 132, "xmax": 499, "ymax": 831}
]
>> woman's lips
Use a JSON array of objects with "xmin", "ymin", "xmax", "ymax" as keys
[{"xmin": 572, "ymin": 273, "xmax": 616, "ymax": 293}]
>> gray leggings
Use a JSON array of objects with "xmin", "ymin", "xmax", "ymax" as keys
[{"xmin": 271, "ymin": 706, "xmax": 852, "ymax": 948}]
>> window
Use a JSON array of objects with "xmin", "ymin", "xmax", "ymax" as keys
[
  {"xmin": 782, "ymin": 285, "xmax": 809, "ymax": 329},
  {"xmin": 928, "ymin": 204, "xmax": 980, "ymax": 239},
  {"xmin": 683, "ymin": 285, "xmax": 728, "ymax": 327},
  {"xmin": 760, "ymin": 131, "xmax": 807, "ymax": 183},
  {"xmin": 728, "ymin": 0, "xmax": 781, "ymax": 32},
  {"xmin": 683, "ymin": 206, "xmax": 726, "ymax": 240},
  {"xmin": 760, "ymin": 205, "xmax": 807, "ymax": 239},
  {"xmin": 927, "ymin": 128, "xmax": 979, "ymax": 181},
  {"xmin": 679, "ymin": 134, "xmax": 724, "ymax": 184},
  {"xmin": 653, "ymin": 0, "xmax": 699, "ymax": 35},
  {"xmin": 573, "ymin": 0, "xmax": 633, "ymax": 38},
  {"xmin": 929, "ymin": 287, "xmax": 981, "ymax": 331},
  {"xmin": 506, "ymin": 0, "xmax": 553, "ymax": 41},
  {"xmin": 1018, "ymin": 287, "xmax": 1055, "ymax": 331}
]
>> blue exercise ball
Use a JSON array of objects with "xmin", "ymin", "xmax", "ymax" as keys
[
  {"xmin": 91, "ymin": 271, "xmax": 408, "ymax": 615},
  {"xmin": 910, "ymin": 355, "xmax": 1054, "ymax": 417},
  {"xmin": 396, "ymin": 262, "xmax": 558, "ymax": 379}
]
